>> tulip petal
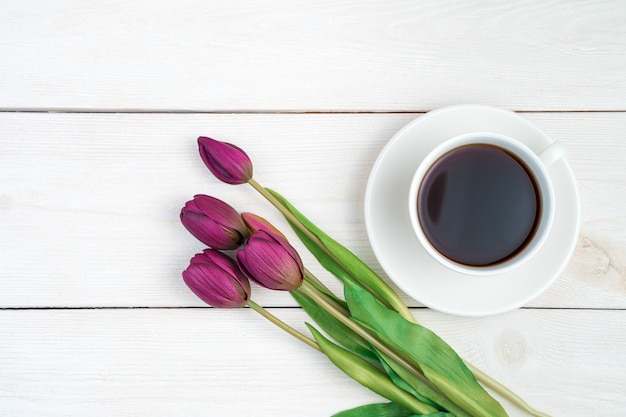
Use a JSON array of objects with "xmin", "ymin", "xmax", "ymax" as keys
[
  {"xmin": 241, "ymin": 212, "xmax": 287, "ymax": 240},
  {"xmin": 236, "ymin": 230, "xmax": 303, "ymax": 291},
  {"xmin": 198, "ymin": 137, "xmax": 253, "ymax": 185},
  {"xmin": 180, "ymin": 195, "xmax": 247, "ymax": 250},
  {"xmin": 182, "ymin": 250, "xmax": 250, "ymax": 308}
]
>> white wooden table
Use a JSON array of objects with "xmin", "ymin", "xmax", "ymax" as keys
[{"xmin": 1, "ymin": 1, "xmax": 625, "ymax": 416}]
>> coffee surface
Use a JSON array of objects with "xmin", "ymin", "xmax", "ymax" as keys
[{"xmin": 418, "ymin": 144, "xmax": 539, "ymax": 266}]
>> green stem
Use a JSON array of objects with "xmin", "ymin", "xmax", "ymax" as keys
[
  {"xmin": 304, "ymin": 269, "xmax": 350, "ymax": 317},
  {"xmin": 299, "ymin": 282, "xmax": 420, "ymax": 374},
  {"xmin": 404, "ymin": 314, "xmax": 549, "ymax": 417},
  {"xmin": 248, "ymin": 178, "xmax": 319, "ymax": 243},
  {"xmin": 467, "ymin": 366, "xmax": 552, "ymax": 417},
  {"xmin": 248, "ymin": 178, "xmax": 548, "ymax": 417},
  {"xmin": 298, "ymin": 281, "xmax": 471, "ymax": 417},
  {"xmin": 247, "ymin": 299, "xmax": 320, "ymax": 352},
  {"xmin": 247, "ymin": 178, "xmax": 406, "ymax": 316},
  {"xmin": 303, "ymin": 267, "xmax": 347, "ymax": 310}
]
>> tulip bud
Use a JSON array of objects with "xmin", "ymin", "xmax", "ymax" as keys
[
  {"xmin": 183, "ymin": 249, "xmax": 251, "ymax": 308},
  {"xmin": 241, "ymin": 212, "xmax": 287, "ymax": 240},
  {"xmin": 180, "ymin": 194, "xmax": 248, "ymax": 250},
  {"xmin": 198, "ymin": 136, "xmax": 253, "ymax": 185},
  {"xmin": 237, "ymin": 230, "xmax": 304, "ymax": 291}
]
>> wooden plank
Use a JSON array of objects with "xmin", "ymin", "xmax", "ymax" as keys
[
  {"xmin": 1, "ymin": 0, "xmax": 625, "ymax": 111},
  {"xmin": 0, "ymin": 112, "xmax": 624, "ymax": 308},
  {"xmin": 0, "ymin": 308, "xmax": 624, "ymax": 416}
]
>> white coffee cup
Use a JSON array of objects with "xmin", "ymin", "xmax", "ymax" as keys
[{"xmin": 408, "ymin": 132, "xmax": 566, "ymax": 276}]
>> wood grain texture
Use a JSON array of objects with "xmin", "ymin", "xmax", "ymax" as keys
[
  {"xmin": 1, "ymin": 0, "xmax": 625, "ymax": 111},
  {"xmin": 0, "ymin": 308, "xmax": 624, "ymax": 416},
  {"xmin": 2, "ymin": 2, "xmax": 625, "ymax": 416},
  {"xmin": 0, "ymin": 112, "xmax": 624, "ymax": 309}
]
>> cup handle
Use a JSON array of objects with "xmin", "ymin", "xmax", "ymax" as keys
[{"xmin": 537, "ymin": 140, "xmax": 567, "ymax": 168}]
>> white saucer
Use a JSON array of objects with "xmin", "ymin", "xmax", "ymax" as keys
[{"xmin": 364, "ymin": 105, "xmax": 580, "ymax": 316}]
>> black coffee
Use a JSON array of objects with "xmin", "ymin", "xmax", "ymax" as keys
[{"xmin": 418, "ymin": 144, "xmax": 540, "ymax": 266}]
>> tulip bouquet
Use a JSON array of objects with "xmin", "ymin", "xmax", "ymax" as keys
[{"xmin": 178, "ymin": 137, "xmax": 551, "ymax": 417}]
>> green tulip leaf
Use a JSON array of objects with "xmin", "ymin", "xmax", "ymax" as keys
[
  {"xmin": 307, "ymin": 324, "xmax": 438, "ymax": 416},
  {"xmin": 266, "ymin": 188, "xmax": 414, "ymax": 322},
  {"xmin": 332, "ymin": 402, "xmax": 414, "ymax": 417},
  {"xmin": 332, "ymin": 401, "xmax": 451, "ymax": 417},
  {"xmin": 291, "ymin": 291, "xmax": 376, "ymax": 360},
  {"xmin": 372, "ymin": 351, "xmax": 454, "ymax": 413},
  {"xmin": 373, "ymin": 351, "xmax": 473, "ymax": 417},
  {"xmin": 344, "ymin": 281, "xmax": 509, "ymax": 417}
]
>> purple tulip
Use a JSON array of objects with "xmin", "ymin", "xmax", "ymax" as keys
[
  {"xmin": 198, "ymin": 136, "xmax": 253, "ymax": 185},
  {"xmin": 180, "ymin": 194, "xmax": 248, "ymax": 250},
  {"xmin": 237, "ymin": 230, "xmax": 304, "ymax": 291},
  {"xmin": 241, "ymin": 212, "xmax": 287, "ymax": 240},
  {"xmin": 182, "ymin": 249, "xmax": 251, "ymax": 308}
]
